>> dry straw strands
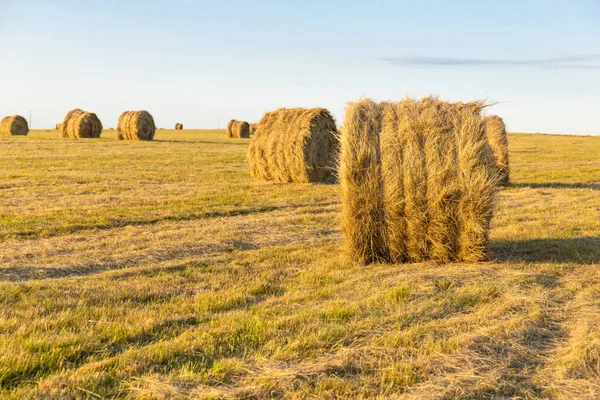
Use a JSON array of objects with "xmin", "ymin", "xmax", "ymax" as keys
[
  {"xmin": 485, "ymin": 115, "xmax": 510, "ymax": 185},
  {"xmin": 339, "ymin": 100, "xmax": 388, "ymax": 263},
  {"xmin": 0, "ymin": 115, "xmax": 28, "ymax": 136},
  {"xmin": 340, "ymin": 97, "xmax": 498, "ymax": 264},
  {"xmin": 60, "ymin": 109, "xmax": 103, "ymax": 139},
  {"xmin": 226, "ymin": 120, "xmax": 250, "ymax": 138},
  {"xmin": 116, "ymin": 111, "xmax": 156, "ymax": 141},
  {"xmin": 175, "ymin": 123, "xmax": 183, "ymax": 130},
  {"xmin": 248, "ymin": 108, "xmax": 339, "ymax": 184}
]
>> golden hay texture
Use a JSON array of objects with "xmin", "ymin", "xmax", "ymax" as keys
[
  {"xmin": 485, "ymin": 115, "xmax": 510, "ymax": 185},
  {"xmin": 116, "ymin": 111, "xmax": 156, "ymax": 141},
  {"xmin": 175, "ymin": 123, "xmax": 183, "ymax": 130},
  {"xmin": 55, "ymin": 123, "xmax": 62, "ymax": 130},
  {"xmin": 226, "ymin": 120, "xmax": 250, "ymax": 139},
  {"xmin": 0, "ymin": 115, "xmax": 29, "ymax": 136},
  {"xmin": 340, "ymin": 97, "xmax": 498, "ymax": 264},
  {"xmin": 249, "ymin": 123, "xmax": 257, "ymax": 136},
  {"xmin": 60, "ymin": 109, "xmax": 103, "ymax": 139},
  {"xmin": 248, "ymin": 108, "xmax": 339, "ymax": 184},
  {"xmin": 339, "ymin": 100, "xmax": 388, "ymax": 263}
]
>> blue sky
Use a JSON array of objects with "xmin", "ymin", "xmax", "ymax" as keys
[{"xmin": 1, "ymin": 0, "xmax": 599, "ymax": 134}]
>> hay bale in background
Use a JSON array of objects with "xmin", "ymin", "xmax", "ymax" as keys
[
  {"xmin": 248, "ymin": 108, "xmax": 339, "ymax": 183},
  {"xmin": 249, "ymin": 123, "xmax": 257, "ymax": 135},
  {"xmin": 340, "ymin": 100, "xmax": 388, "ymax": 263},
  {"xmin": 60, "ymin": 109, "xmax": 102, "ymax": 139},
  {"xmin": 55, "ymin": 123, "xmax": 62, "ymax": 130},
  {"xmin": 456, "ymin": 106, "xmax": 497, "ymax": 262},
  {"xmin": 175, "ymin": 123, "xmax": 183, "ymax": 130},
  {"xmin": 485, "ymin": 115, "xmax": 510, "ymax": 185},
  {"xmin": 226, "ymin": 120, "xmax": 250, "ymax": 138},
  {"xmin": 340, "ymin": 97, "xmax": 497, "ymax": 264},
  {"xmin": 116, "ymin": 111, "xmax": 156, "ymax": 141},
  {"xmin": 0, "ymin": 115, "xmax": 29, "ymax": 136}
]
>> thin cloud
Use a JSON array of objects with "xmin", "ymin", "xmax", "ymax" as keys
[{"xmin": 379, "ymin": 55, "xmax": 600, "ymax": 69}]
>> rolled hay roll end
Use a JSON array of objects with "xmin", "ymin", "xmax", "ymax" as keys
[
  {"xmin": 227, "ymin": 120, "xmax": 250, "ymax": 139},
  {"xmin": 247, "ymin": 108, "xmax": 339, "ymax": 183},
  {"xmin": 0, "ymin": 115, "xmax": 29, "ymax": 136},
  {"xmin": 61, "ymin": 109, "xmax": 103, "ymax": 139},
  {"xmin": 116, "ymin": 111, "xmax": 156, "ymax": 141}
]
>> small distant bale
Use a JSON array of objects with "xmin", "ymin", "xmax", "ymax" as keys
[
  {"xmin": 226, "ymin": 120, "xmax": 250, "ymax": 138},
  {"xmin": 340, "ymin": 97, "xmax": 497, "ymax": 264},
  {"xmin": 55, "ymin": 123, "xmax": 62, "ymax": 130},
  {"xmin": 0, "ymin": 115, "xmax": 29, "ymax": 136},
  {"xmin": 249, "ymin": 123, "xmax": 257, "ymax": 135},
  {"xmin": 61, "ymin": 109, "xmax": 103, "ymax": 139},
  {"xmin": 175, "ymin": 123, "xmax": 183, "ymax": 130},
  {"xmin": 116, "ymin": 111, "xmax": 156, "ymax": 141},
  {"xmin": 485, "ymin": 115, "xmax": 510, "ymax": 185},
  {"xmin": 248, "ymin": 108, "xmax": 339, "ymax": 183}
]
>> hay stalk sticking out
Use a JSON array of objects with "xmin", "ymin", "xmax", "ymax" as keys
[
  {"xmin": 485, "ymin": 115, "xmax": 510, "ymax": 185},
  {"xmin": 248, "ymin": 108, "xmax": 339, "ymax": 183},
  {"xmin": 340, "ymin": 97, "xmax": 498, "ymax": 264},
  {"xmin": 0, "ymin": 115, "xmax": 29, "ymax": 136},
  {"xmin": 226, "ymin": 120, "xmax": 250, "ymax": 138},
  {"xmin": 116, "ymin": 111, "xmax": 156, "ymax": 141},
  {"xmin": 60, "ymin": 109, "xmax": 103, "ymax": 139}
]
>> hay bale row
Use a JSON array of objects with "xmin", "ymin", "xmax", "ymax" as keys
[
  {"xmin": 248, "ymin": 108, "xmax": 339, "ymax": 184},
  {"xmin": 0, "ymin": 115, "xmax": 28, "ymax": 136},
  {"xmin": 340, "ymin": 97, "xmax": 498, "ymax": 264},
  {"xmin": 61, "ymin": 109, "xmax": 103, "ymax": 139},
  {"xmin": 485, "ymin": 115, "xmax": 509, "ymax": 185},
  {"xmin": 226, "ymin": 120, "xmax": 250, "ymax": 138},
  {"xmin": 116, "ymin": 111, "xmax": 156, "ymax": 141},
  {"xmin": 175, "ymin": 123, "xmax": 183, "ymax": 130}
]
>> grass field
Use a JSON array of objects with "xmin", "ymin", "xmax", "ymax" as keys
[{"xmin": 1, "ymin": 129, "xmax": 599, "ymax": 399}]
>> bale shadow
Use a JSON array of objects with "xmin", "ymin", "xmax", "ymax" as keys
[
  {"xmin": 491, "ymin": 236, "xmax": 600, "ymax": 264},
  {"xmin": 509, "ymin": 182, "xmax": 600, "ymax": 190}
]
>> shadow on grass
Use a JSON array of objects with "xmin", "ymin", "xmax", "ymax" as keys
[
  {"xmin": 491, "ymin": 236, "xmax": 600, "ymax": 264},
  {"xmin": 509, "ymin": 182, "xmax": 600, "ymax": 190}
]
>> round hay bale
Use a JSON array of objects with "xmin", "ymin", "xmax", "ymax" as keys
[
  {"xmin": 249, "ymin": 123, "xmax": 257, "ymax": 136},
  {"xmin": 175, "ymin": 123, "xmax": 183, "ymax": 130},
  {"xmin": 339, "ymin": 97, "xmax": 496, "ymax": 264},
  {"xmin": 485, "ymin": 115, "xmax": 509, "ymax": 185},
  {"xmin": 248, "ymin": 108, "xmax": 339, "ymax": 183},
  {"xmin": 55, "ymin": 123, "xmax": 62, "ymax": 130},
  {"xmin": 60, "ymin": 109, "xmax": 103, "ymax": 139},
  {"xmin": 0, "ymin": 115, "xmax": 29, "ymax": 136},
  {"xmin": 116, "ymin": 111, "xmax": 156, "ymax": 141},
  {"xmin": 226, "ymin": 120, "xmax": 250, "ymax": 138}
]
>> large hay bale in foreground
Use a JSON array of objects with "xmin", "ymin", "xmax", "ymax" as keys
[
  {"xmin": 61, "ymin": 109, "xmax": 102, "ymax": 139},
  {"xmin": 175, "ymin": 123, "xmax": 183, "ymax": 130},
  {"xmin": 485, "ymin": 115, "xmax": 510, "ymax": 185},
  {"xmin": 341, "ymin": 97, "xmax": 497, "ymax": 264},
  {"xmin": 0, "ymin": 115, "xmax": 29, "ymax": 136},
  {"xmin": 116, "ymin": 111, "xmax": 156, "ymax": 141},
  {"xmin": 226, "ymin": 120, "xmax": 250, "ymax": 138},
  {"xmin": 248, "ymin": 108, "xmax": 339, "ymax": 183}
]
